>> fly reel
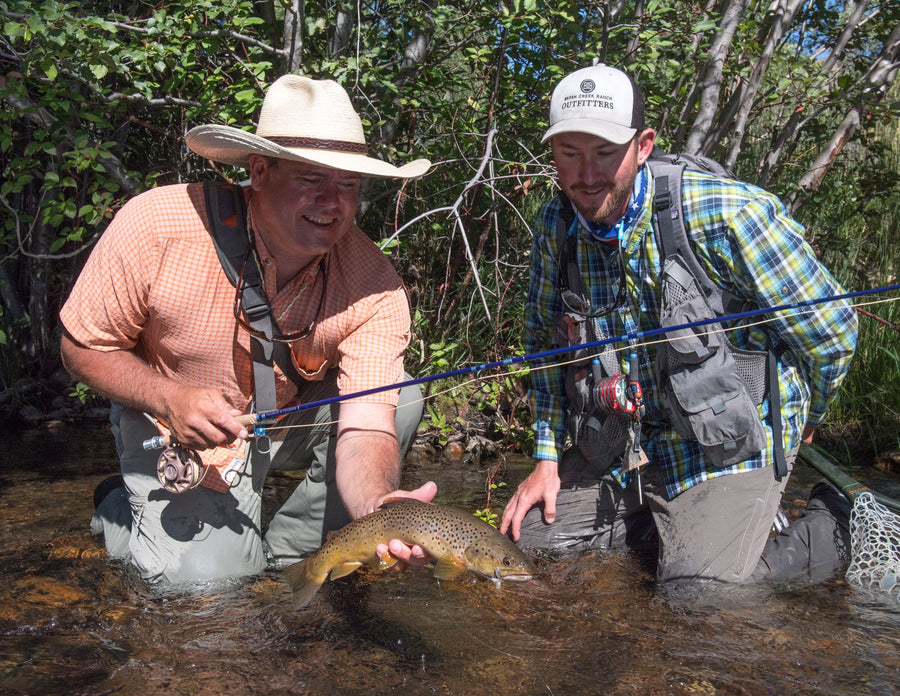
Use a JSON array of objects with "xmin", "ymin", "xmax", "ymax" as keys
[
  {"xmin": 593, "ymin": 373, "xmax": 642, "ymax": 418},
  {"xmin": 156, "ymin": 444, "xmax": 206, "ymax": 494}
]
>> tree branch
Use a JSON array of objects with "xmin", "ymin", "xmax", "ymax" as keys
[{"xmin": 789, "ymin": 22, "xmax": 900, "ymax": 211}]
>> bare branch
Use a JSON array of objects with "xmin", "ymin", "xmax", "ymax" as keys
[{"xmin": 789, "ymin": 22, "xmax": 900, "ymax": 210}]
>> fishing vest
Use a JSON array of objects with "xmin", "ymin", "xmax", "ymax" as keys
[{"xmin": 554, "ymin": 152, "xmax": 788, "ymax": 478}]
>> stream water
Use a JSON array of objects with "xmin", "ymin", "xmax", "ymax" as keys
[{"xmin": 1, "ymin": 420, "xmax": 899, "ymax": 695}]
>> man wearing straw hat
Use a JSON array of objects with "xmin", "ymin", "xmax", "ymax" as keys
[
  {"xmin": 60, "ymin": 75, "xmax": 435, "ymax": 584},
  {"xmin": 501, "ymin": 64, "xmax": 859, "ymax": 584}
]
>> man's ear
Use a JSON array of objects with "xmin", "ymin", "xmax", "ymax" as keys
[
  {"xmin": 636, "ymin": 129, "xmax": 657, "ymax": 165},
  {"xmin": 247, "ymin": 154, "xmax": 269, "ymax": 190}
]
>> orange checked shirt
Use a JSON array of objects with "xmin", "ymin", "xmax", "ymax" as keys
[{"xmin": 61, "ymin": 183, "xmax": 411, "ymax": 491}]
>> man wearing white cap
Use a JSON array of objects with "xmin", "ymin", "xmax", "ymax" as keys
[
  {"xmin": 501, "ymin": 64, "xmax": 859, "ymax": 584},
  {"xmin": 60, "ymin": 75, "xmax": 435, "ymax": 584}
]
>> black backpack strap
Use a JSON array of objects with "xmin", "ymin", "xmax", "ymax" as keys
[
  {"xmin": 768, "ymin": 341, "xmax": 790, "ymax": 480},
  {"xmin": 202, "ymin": 182, "xmax": 307, "ymax": 421},
  {"xmin": 554, "ymin": 191, "xmax": 578, "ymax": 295},
  {"xmin": 203, "ymin": 181, "xmax": 249, "ymax": 284},
  {"xmin": 648, "ymin": 159, "xmax": 787, "ymax": 480}
]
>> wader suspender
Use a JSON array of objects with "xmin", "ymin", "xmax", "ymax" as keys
[
  {"xmin": 650, "ymin": 162, "xmax": 788, "ymax": 480},
  {"xmin": 202, "ymin": 181, "xmax": 309, "ymax": 457}
]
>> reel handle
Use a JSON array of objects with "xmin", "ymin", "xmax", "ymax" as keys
[{"xmin": 628, "ymin": 353, "xmax": 639, "ymax": 381}]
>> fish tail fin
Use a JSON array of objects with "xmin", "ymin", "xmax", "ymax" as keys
[{"xmin": 283, "ymin": 559, "xmax": 324, "ymax": 608}]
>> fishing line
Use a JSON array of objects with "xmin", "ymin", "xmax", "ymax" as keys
[
  {"xmin": 140, "ymin": 284, "xmax": 900, "ymax": 449},
  {"xmin": 251, "ymin": 284, "xmax": 898, "ymax": 423},
  {"xmin": 243, "ymin": 287, "xmax": 900, "ymax": 438}
]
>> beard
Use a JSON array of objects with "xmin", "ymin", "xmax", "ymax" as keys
[
  {"xmin": 582, "ymin": 178, "xmax": 633, "ymax": 225},
  {"xmin": 564, "ymin": 147, "xmax": 639, "ymax": 226}
]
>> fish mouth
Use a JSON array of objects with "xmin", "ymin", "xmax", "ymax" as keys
[{"xmin": 494, "ymin": 571, "xmax": 534, "ymax": 583}]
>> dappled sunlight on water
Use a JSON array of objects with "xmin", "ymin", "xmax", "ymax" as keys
[{"xmin": 2, "ymin": 422, "xmax": 899, "ymax": 695}]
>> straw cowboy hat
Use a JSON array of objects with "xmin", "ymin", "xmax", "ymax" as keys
[{"xmin": 186, "ymin": 74, "xmax": 431, "ymax": 179}]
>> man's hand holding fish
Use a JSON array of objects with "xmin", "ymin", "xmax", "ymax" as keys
[{"xmin": 375, "ymin": 481, "xmax": 438, "ymax": 568}]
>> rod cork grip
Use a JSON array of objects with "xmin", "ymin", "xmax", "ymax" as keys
[{"xmin": 141, "ymin": 413, "xmax": 258, "ymax": 450}]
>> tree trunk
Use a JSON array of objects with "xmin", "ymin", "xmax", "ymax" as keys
[
  {"xmin": 282, "ymin": 0, "xmax": 304, "ymax": 73},
  {"xmin": 253, "ymin": 0, "xmax": 278, "ymax": 45},
  {"xmin": 328, "ymin": 5, "xmax": 354, "ymax": 58},
  {"xmin": 624, "ymin": 0, "xmax": 645, "ymax": 60},
  {"xmin": 714, "ymin": 0, "xmax": 806, "ymax": 167},
  {"xmin": 789, "ymin": 22, "xmax": 900, "ymax": 211},
  {"xmin": 660, "ymin": 0, "xmax": 719, "ymax": 145},
  {"xmin": 755, "ymin": 2, "xmax": 869, "ymax": 188},
  {"xmin": 683, "ymin": 0, "xmax": 749, "ymax": 155},
  {"xmin": 375, "ymin": 2, "xmax": 436, "ymax": 145}
]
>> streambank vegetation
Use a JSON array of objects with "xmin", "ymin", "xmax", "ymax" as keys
[{"xmin": 2, "ymin": 1, "xmax": 898, "ymax": 460}]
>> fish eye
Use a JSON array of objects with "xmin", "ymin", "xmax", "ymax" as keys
[{"xmin": 502, "ymin": 556, "xmax": 513, "ymax": 567}]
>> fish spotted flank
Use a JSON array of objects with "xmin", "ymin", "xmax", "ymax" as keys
[{"xmin": 283, "ymin": 498, "xmax": 536, "ymax": 607}]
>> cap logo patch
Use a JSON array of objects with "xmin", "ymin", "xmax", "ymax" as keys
[{"xmin": 580, "ymin": 79, "xmax": 596, "ymax": 93}]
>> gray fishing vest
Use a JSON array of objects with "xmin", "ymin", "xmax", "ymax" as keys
[{"xmin": 554, "ymin": 153, "xmax": 788, "ymax": 478}]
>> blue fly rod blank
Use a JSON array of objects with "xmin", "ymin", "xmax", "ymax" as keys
[
  {"xmin": 252, "ymin": 282, "xmax": 900, "ymax": 424},
  {"xmin": 140, "ymin": 282, "xmax": 899, "ymax": 449}
]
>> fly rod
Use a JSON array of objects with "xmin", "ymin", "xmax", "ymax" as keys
[{"xmin": 144, "ymin": 282, "xmax": 900, "ymax": 450}]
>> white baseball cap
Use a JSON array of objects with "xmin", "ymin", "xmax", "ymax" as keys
[{"xmin": 542, "ymin": 64, "xmax": 646, "ymax": 145}]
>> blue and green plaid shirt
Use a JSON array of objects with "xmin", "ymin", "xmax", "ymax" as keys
[{"xmin": 526, "ymin": 164, "xmax": 858, "ymax": 499}]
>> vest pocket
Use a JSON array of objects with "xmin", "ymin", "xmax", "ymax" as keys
[
  {"xmin": 658, "ymin": 341, "xmax": 767, "ymax": 468},
  {"xmin": 566, "ymin": 411, "xmax": 629, "ymax": 474},
  {"xmin": 656, "ymin": 254, "xmax": 769, "ymax": 468}
]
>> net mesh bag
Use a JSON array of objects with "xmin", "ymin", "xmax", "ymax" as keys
[{"xmin": 845, "ymin": 492, "xmax": 900, "ymax": 597}]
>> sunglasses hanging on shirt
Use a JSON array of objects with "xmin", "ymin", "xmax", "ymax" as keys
[{"xmin": 559, "ymin": 236, "xmax": 628, "ymax": 318}]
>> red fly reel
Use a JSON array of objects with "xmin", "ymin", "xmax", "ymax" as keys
[{"xmin": 593, "ymin": 374, "xmax": 642, "ymax": 417}]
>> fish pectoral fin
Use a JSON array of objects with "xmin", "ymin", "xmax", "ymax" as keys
[
  {"xmin": 380, "ymin": 496, "xmax": 410, "ymax": 507},
  {"xmin": 379, "ymin": 551, "xmax": 401, "ymax": 570},
  {"xmin": 433, "ymin": 552, "xmax": 468, "ymax": 580},
  {"xmin": 328, "ymin": 561, "xmax": 364, "ymax": 580}
]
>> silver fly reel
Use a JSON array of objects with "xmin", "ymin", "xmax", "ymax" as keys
[{"xmin": 156, "ymin": 445, "xmax": 206, "ymax": 494}]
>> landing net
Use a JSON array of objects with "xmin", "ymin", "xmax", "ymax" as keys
[{"xmin": 845, "ymin": 492, "xmax": 900, "ymax": 598}]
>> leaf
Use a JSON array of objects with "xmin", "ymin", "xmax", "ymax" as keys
[
  {"xmin": 89, "ymin": 63, "xmax": 108, "ymax": 80},
  {"xmin": 691, "ymin": 19, "xmax": 718, "ymax": 33},
  {"xmin": 233, "ymin": 88, "xmax": 258, "ymax": 103},
  {"xmin": 3, "ymin": 21, "xmax": 23, "ymax": 40}
]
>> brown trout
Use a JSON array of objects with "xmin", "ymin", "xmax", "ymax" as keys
[{"xmin": 283, "ymin": 498, "xmax": 536, "ymax": 607}]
